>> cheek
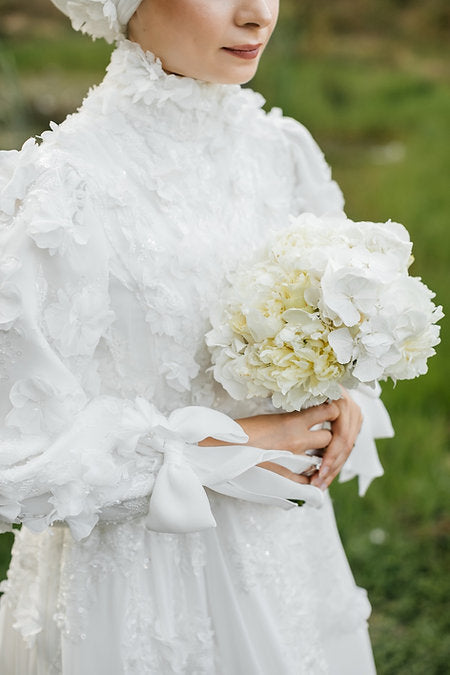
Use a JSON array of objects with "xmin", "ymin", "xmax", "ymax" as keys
[
  {"xmin": 164, "ymin": 3, "xmax": 224, "ymax": 47},
  {"xmin": 266, "ymin": 0, "xmax": 280, "ymax": 32},
  {"xmin": 185, "ymin": 5, "xmax": 229, "ymax": 46}
]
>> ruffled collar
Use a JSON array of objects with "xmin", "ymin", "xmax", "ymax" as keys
[{"xmin": 97, "ymin": 39, "xmax": 266, "ymax": 122}]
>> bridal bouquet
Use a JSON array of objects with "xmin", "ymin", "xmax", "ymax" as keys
[{"xmin": 206, "ymin": 213, "xmax": 443, "ymax": 412}]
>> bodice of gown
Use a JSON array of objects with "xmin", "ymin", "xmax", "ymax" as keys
[
  {"xmin": 57, "ymin": 41, "xmax": 344, "ymax": 416},
  {"xmin": 0, "ymin": 40, "xmax": 390, "ymax": 541}
]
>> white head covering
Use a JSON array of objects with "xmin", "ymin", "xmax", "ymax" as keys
[{"xmin": 51, "ymin": 0, "xmax": 142, "ymax": 43}]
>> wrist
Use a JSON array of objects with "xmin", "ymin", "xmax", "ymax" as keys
[{"xmin": 197, "ymin": 416, "xmax": 263, "ymax": 447}]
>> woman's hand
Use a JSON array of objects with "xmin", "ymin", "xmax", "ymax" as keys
[
  {"xmin": 243, "ymin": 401, "xmax": 341, "ymax": 486},
  {"xmin": 199, "ymin": 401, "xmax": 340, "ymax": 486},
  {"xmin": 256, "ymin": 391, "xmax": 363, "ymax": 489},
  {"xmin": 199, "ymin": 390, "xmax": 362, "ymax": 489},
  {"xmin": 310, "ymin": 388, "xmax": 363, "ymax": 491}
]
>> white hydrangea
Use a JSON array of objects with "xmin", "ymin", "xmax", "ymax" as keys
[{"xmin": 206, "ymin": 213, "xmax": 442, "ymax": 411}]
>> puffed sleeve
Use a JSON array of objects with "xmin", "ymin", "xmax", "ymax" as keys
[
  {"xmin": 273, "ymin": 113, "xmax": 395, "ymax": 494},
  {"xmin": 0, "ymin": 140, "xmax": 326, "ymax": 541},
  {"xmin": 269, "ymin": 112, "xmax": 346, "ymax": 217}
]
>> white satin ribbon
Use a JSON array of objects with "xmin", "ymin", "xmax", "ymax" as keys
[
  {"xmin": 131, "ymin": 401, "xmax": 324, "ymax": 533},
  {"xmin": 340, "ymin": 383, "xmax": 394, "ymax": 495}
]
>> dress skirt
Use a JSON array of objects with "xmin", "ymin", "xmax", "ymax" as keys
[{"xmin": 0, "ymin": 493, "xmax": 376, "ymax": 674}]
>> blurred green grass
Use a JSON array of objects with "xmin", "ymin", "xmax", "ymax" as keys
[{"xmin": 0, "ymin": 18, "xmax": 449, "ymax": 675}]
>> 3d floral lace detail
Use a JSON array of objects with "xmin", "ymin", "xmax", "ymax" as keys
[
  {"xmin": 0, "ymin": 138, "xmax": 40, "ymax": 221},
  {"xmin": 94, "ymin": 40, "xmax": 267, "ymax": 135},
  {"xmin": 6, "ymin": 377, "xmax": 84, "ymax": 436},
  {"xmin": 22, "ymin": 164, "xmax": 90, "ymax": 255},
  {"xmin": 121, "ymin": 535, "xmax": 216, "ymax": 674},
  {"xmin": 2, "ymin": 520, "xmax": 215, "ymax": 667},
  {"xmin": 44, "ymin": 284, "xmax": 115, "ymax": 357}
]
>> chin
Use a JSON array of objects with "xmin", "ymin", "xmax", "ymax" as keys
[
  {"xmin": 210, "ymin": 66, "xmax": 259, "ymax": 86},
  {"xmin": 236, "ymin": 73, "xmax": 257, "ymax": 85}
]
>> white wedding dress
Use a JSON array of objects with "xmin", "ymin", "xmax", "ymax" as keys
[{"xmin": 0, "ymin": 40, "xmax": 394, "ymax": 674}]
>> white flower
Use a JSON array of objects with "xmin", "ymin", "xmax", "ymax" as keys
[
  {"xmin": 25, "ymin": 166, "xmax": 90, "ymax": 255},
  {"xmin": 380, "ymin": 277, "xmax": 443, "ymax": 380},
  {"xmin": 328, "ymin": 327, "xmax": 354, "ymax": 364},
  {"xmin": 321, "ymin": 267, "xmax": 379, "ymax": 327},
  {"xmin": 0, "ymin": 138, "xmax": 40, "ymax": 217},
  {"xmin": 45, "ymin": 285, "xmax": 115, "ymax": 357},
  {"xmin": 6, "ymin": 377, "xmax": 84, "ymax": 435}
]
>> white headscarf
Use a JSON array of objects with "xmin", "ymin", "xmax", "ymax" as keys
[{"xmin": 51, "ymin": 0, "xmax": 142, "ymax": 43}]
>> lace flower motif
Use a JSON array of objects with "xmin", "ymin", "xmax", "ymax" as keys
[
  {"xmin": 6, "ymin": 376, "xmax": 84, "ymax": 436},
  {"xmin": 0, "ymin": 138, "xmax": 40, "ymax": 219},
  {"xmin": 45, "ymin": 285, "xmax": 115, "ymax": 358},
  {"xmin": 23, "ymin": 164, "xmax": 90, "ymax": 256}
]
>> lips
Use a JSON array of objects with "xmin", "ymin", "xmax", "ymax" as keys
[{"xmin": 222, "ymin": 44, "xmax": 262, "ymax": 60}]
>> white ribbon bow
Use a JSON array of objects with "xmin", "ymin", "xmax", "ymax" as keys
[{"xmin": 131, "ymin": 401, "xmax": 324, "ymax": 533}]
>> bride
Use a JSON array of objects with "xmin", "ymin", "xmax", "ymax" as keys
[{"xmin": 0, "ymin": 1, "xmax": 394, "ymax": 673}]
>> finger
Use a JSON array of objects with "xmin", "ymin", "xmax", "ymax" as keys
[
  {"xmin": 318, "ymin": 431, "xmax": 352, "ymax": 475},
  {"xmin": 311, "ymin": 419, "xmax": 360, "ymax": 488},
  {"xmin": 312, "ymin": 463, "xmax": 342, "ymax": 491},
  {"xmin": 302, "ymin": 429, "xmax": 332, "ymax": 451},
  {"xmin": 315, "ymin": 450, "xmax": 346, "ymax": 486},
  {"xmin": 325, "ymin": 401, "xmax": 361, "ymax": 455},
  {"xmin": 311, "ymin": 392, "xmax": 363, "ymax": 490},
  {"xmin": 257, "ymin": 461, "xmax": 310, "ymax": 484},
  {"xmin": 311, "ymin": 449, "xmax": 344, "ymax": 488},
  {"xmin": 297, "ymin": 401, "xmax": 340, "ymax": 428},
  {"xmin": 289, "ymin": 429, "xmax": 331, "ymax": 455}
]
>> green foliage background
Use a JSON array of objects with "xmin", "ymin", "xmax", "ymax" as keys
[{"xmin": 0, "ymin": 1, "xmax": 449, "ymax": 673}]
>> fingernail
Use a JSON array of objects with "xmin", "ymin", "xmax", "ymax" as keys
[
  {"xmin": 318, "ymin": 481, "xmax": 328, "ymax": 491},
  {"xmin": 319, "ymin": 466, "xmax": 329, "ymax": 479}
]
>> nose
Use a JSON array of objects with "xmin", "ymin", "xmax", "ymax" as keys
[{"xmin": 234, "ymin": 0, "xmax": 276, "ymax": 29}]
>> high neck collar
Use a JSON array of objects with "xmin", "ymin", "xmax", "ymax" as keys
[{"xmin": 98, "ymin": 39, "xmax": 266, "ymax": 121}]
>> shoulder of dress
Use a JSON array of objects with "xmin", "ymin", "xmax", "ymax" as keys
[
  {"xmin": 246, "ymin": 102, "xmax": 334, "ymax": 173},
  {"xmin": 0, "ymin": 125, "xmax": 95, "ymax": 210},
  {"xmin": 264, "ymin": 112, "xmax": 330, "ymax": 175},
  {"xmin": 264, "ymin": 112, "xmax": 345, "ymax": 215},
  {"xmin": 0, "ymin": 129, "xmax": 109, "ymax": 272},
  {"xmin": 0, "ymin": 137, "xmax": 43, "ymax": 219}
]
